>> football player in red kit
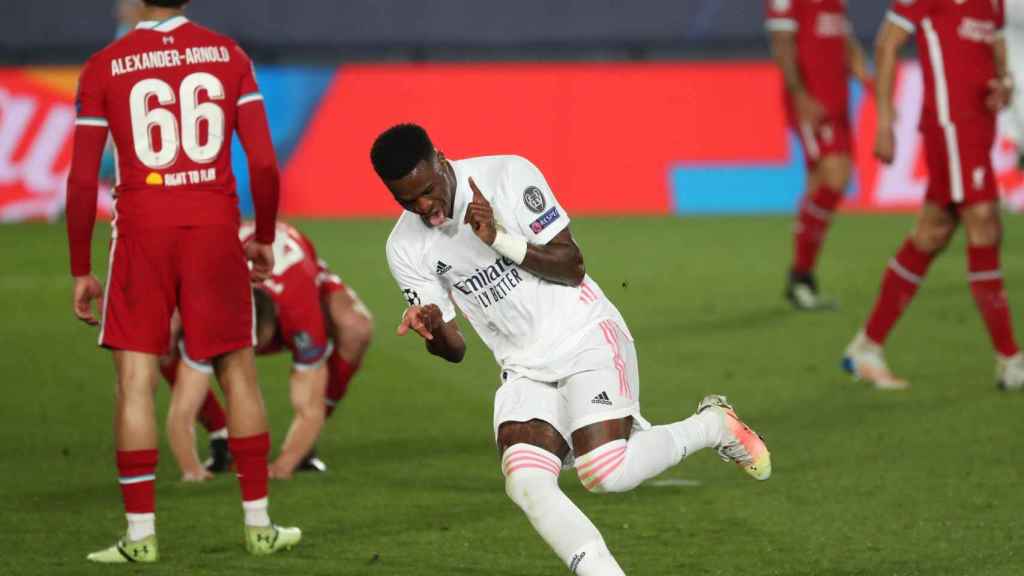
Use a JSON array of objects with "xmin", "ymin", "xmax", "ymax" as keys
[
  {"xmin": 765, "ymin": 0, "xmax": 872, "ymax": 309},
  {"xmin": 66, "ymin": 0, "xmax": 300, "ymax": 562},
  {"xmin": 844, "ymin": 0, "xmax": 1024, "ymax": 390},
  {"xmin": 162, "ymin": 222, "xmax": 373, "ymax": 480}
]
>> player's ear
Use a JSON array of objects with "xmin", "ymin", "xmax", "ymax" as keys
[{"xmin": 436, "ymin": 150, "xmax": 446, "ymax": 163}]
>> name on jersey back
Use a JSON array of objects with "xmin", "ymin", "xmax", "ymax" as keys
[{"xmin": 110, "ymin": 46, "xmax": 231, "ymax": 77}]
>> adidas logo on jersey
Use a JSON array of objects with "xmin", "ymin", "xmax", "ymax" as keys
[
  {"xmin": 436, "ymin": 260, "xmax": 452, "ymax": 275},
  {"xmin": 591, "ymin": 391, "xmax": 613, "ymax": 406}
]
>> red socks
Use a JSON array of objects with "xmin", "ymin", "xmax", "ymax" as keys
[
  {"xmin": 792, "ymin": 186, "xmax": 843, "ymax": 275},
  {"xmin": 968, "ymin": 245, "xmax": 1020, "ymax": 357},
  {"xmin": 326, "ymin": 355, "xmax": 359, "ymax": 417},
  {"xmin": 117, "ymin": 449, "xmax": 158, "ymax": 514},
  {"xmin": 865, "ymin": 239, "xmax": 934, "ymax": 345},
  {"xmin": 229, "ymin": 433, "xmax": 270, "ymax": 502}
]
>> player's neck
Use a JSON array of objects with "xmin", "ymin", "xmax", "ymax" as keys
[{"xmin": 140, "ymin": 7, "xmax": 185, "ymax": 23}]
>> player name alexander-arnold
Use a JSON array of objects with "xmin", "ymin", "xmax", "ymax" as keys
[
  {"xmin": 452, "ymin": 256, "xmax": 524, "ymax": 309},
  {"xmin": 110, "ymin": 46, "xmax": 231, "ymax": 77}
]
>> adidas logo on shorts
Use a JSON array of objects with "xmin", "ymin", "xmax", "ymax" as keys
[{"xmin": 591, "ymin": 391, "xmax": 613, "ymax": 406}]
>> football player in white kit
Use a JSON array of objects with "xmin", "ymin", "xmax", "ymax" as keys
[{"xmin": 373, "ymin": 124, "xmax": 772, "ymax": 575}]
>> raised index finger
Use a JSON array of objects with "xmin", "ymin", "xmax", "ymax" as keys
[{"xmin": 468, "ymin": 177, "xmax": 487, "ymax": 204}]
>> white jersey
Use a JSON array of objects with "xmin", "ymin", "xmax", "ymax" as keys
[
  {"xmin": 386, "ymin": 155, "xmax": 629, "ymax": 382},
  {"xmin": 1007, "ymin": 0, "xmax": 1024, "ymax": 141}
]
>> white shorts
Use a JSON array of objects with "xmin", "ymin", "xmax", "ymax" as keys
[{"xmin": 493, "ymin": 319, "xmax": 650, "ymax": 455}]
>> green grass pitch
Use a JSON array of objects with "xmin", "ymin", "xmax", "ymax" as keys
[{"xmin": 1, "ymin": 214, "xmax": 1022, "ymax": 575}]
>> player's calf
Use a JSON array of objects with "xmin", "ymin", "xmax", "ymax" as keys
[{"xmin": 502, "ymin": 443, "xmax": 625, "ymax": 576}]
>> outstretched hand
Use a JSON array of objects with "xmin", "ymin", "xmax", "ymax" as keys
[
  {"xmin": 397, "ymin": 304, "xmax": 444, "ymax": 341},
  {"xmin": 464, "ymin": 177, "xmax": 497, "ymax": 245}
]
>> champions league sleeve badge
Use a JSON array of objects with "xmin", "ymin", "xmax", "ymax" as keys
[{"xmin": 523, "ymin": 186, "xmax": 547, "ymax": 214}]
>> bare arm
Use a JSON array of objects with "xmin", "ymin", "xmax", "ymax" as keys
[
  {"xmin": 769, "ymin": 30, "xmax": 806, "ymax": 95},
  {"xmin": 873, "ymin": 20, "xmax": 912, "ymax": 163},
  {"xmin": 519, "ymin": 227, "xmax": 585, "ymax": 287},
  {"xmin": 987, "ymin": 37, "xmax": 1013, "ymax": 112},
  {"xmin": 166, "ymin": 361, "xmax": 214, "ymax": 481},
  {"xmin": 847, "ymin": 34, "xmax": 872, "ymax": 85},
  {"xmin": 769, "ymin": 30, "xmax": 825, "ymax": 127},
  {"xmin": 270, "ymin": 363, "xmax": 328, "ymax": 479},
  {"xmin": 463, "ymin": 178, "xmax": 585, "ymax": 287},
  {"xmin": 398, "ymin": 305, "xmax": 466, "ymax": 363}
]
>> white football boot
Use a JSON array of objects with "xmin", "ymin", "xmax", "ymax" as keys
[
  {"xmin": 997, "ymin": 352, "xmax": 1024, "ymax": 391},
  {"xmin": 842, "ymin": 331, "xmax": 909, "ymax": 390}
]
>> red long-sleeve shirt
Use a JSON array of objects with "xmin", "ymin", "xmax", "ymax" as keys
[{"xmin": 67, "ymin": 15, "xmax": 279, "ymax": 276}]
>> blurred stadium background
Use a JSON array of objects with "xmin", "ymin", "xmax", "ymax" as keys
[
  {"xmin": 4, "ymin": 2, "xmax": 1024, "ymax": 575},
  {"xmin": 5, "ymin": 0, "xmax": 1024, "ymax": 223}
]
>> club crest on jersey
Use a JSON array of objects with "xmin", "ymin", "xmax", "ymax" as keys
[
  {"xmin": 530, "ymin": 207, "xmax": 560, "ymax": 234},
  {"xmin": 523, "ymin": 186, "xmax": 547, "ymax": 214}
]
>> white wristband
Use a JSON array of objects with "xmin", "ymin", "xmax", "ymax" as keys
[{"xmin": 491, "ymin": 230, "xmax": 528, "ymax": 265}]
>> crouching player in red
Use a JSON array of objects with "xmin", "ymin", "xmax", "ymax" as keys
[
  {"xmin": 162, "ymin": 222, "xmax": 373, "ymax": 480},
  {"xmin": 844, "ymin": 0, "xmax": 1024, "ymax": 390},
  {"xmin": 67, "ymin": 0, "xmax": 300, "ymax": 561}
]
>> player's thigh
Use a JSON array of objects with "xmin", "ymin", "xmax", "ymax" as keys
[
  {"xmin": 495, "ymin": 371, "xmax": 571, "ymax": 459},
  {"xmin": 562, "ymin": 320, "xmax": 646, "ymax": 447},
  {"xmin": 178, "ymin": 225, "xmax": 254, "ymax": 360},
  {"xmin": 101, "ymin": 232, "xmax": 178, "ymax": 355}
]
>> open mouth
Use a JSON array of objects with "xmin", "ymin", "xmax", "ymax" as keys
[{"xmin": 427, "ymin": 209, "xmax": 446, "ymax": 227}]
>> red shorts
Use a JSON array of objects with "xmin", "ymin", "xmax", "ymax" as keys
[
  {"xmin": 922, "ymin": 123, "xmax": 998, "ymax": 207},
  {"xmin": 792, "ymin": 116, "xmax": 852, "ymax": 169},
  {"xmin": 99, "ymin": 225, "xmax": 254, "ymax": 359}
]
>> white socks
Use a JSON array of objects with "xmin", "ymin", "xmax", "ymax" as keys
[
  {"xmin": 243, "ymin": 497, "xmax": 271, "ymax": 527},
  {"xmin": 126, "ymin": 513, "xmax": 155, "ymax": 541},
  {"xmin": 502, "ymin": 444, "xmax": 625, "ymax": 576},
  {"xmin": 575, "ymin": 412, "xmax": 723, "ymax": 493},
  {"xmin": 665, "ymin": 409, "xmax": 723, "ymax": 457},
  {"xmin": 209, "ymin": 428, "xmax": 229, "ymax": 441}
]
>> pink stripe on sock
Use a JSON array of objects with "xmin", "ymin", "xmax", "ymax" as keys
[
  {"xmin": 584, "ymin": 454, "xmax": 626, "ymax": 490},
  {"xmin": 503, "ymin": 453, "xmax": 561, "ymax": 476},
  {"xmin": 577, "ymin": 445, "xmax": 627, "ymax": 480},
  {"xmin": 505, "ymin": 462, "xmax": 561, "ymax": 476}
]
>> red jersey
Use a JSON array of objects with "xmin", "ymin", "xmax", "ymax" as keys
[
  {"xmin": 887, "ymin": 0, "xmax": 1004, "ymax": 129},
  {"xmin": 241, "ymin": 222, "xmax": 332, "ymax": 368},
  {"xmin": 765, "ymin": 0, "xmax": 851, "ymax": 119},
  {"xmin": 67, "ymin": 15, "xmax": 279, "ymax": 276}
]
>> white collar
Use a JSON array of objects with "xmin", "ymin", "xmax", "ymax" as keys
[{"xmin": 136, "ymin": 15, "xmax": 188, "ymax": 33}]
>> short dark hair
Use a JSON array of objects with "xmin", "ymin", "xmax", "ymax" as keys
[
  {"xmin": 370, "ymin": 123, "xmax": 435, "ymax": 181},
  {"xmin": 143, "ymin": 0, "xmax": 190, "ymax": 7}
]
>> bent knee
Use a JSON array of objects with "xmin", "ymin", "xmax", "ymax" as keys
[
  {"xmin": 337, "ymin": 311, "xmax": 374, "ymax": 350},
  {"xmin": 501, "ymin": 443, "xmax": 562, "ymax": 506},
  {"xmin": 575, "ymin": 439, "xmax": 630, "ymax": 493}
]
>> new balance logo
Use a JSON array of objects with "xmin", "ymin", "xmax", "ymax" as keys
[
  {"xmin": 591, "ymin": 391, "xmax": 612, "ymax": 406},
  {"xmin": 436, "ymin": 261, "xmax": 452, "ymax": 275}
]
